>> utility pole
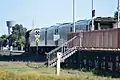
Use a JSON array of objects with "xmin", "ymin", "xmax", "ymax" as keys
[
  {"xmin": 35, "ymin": 30, "xmax": 40, "ymax": 56},
  {"xmin": 32, "ymin": 20, "xmax": 34, "ymax": 29},
  {"xmin": 118, "ymin": 0, "xmax": 120, "ymax": 28},
  {"xmin": 91, "ymin": 0, "xmax": 95, "ymax": 31},
  {"xmin": 73, "ymin": 0, "xmax": 76, "ymax": 32}
]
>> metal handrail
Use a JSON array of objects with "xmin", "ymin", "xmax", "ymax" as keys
[
  {"xmin": 48, "ymin": 46, "xmax": 77, "ymax": 66},
  {"xmin": 46, "ymin": 36, "xmax": 78, "ymax": 55}
]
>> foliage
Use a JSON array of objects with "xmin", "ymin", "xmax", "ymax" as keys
[
  {"xmin": 11, "ymin": 24, "xmax": 27, "ymax": 47},
  {"xmin": 0, "ymin": 24, "xmax": 27, "ymax": 48},
  {"xmin": 0, "ymin": 34, "xmax": 8, "ymax": 47}
]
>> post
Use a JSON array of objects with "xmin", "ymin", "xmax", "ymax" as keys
[
  {"xmin": 10, "ymin": 46, "xmax": 13, "ymax": 51},
  {"xmin": 80, "ymin": 36, "xmax": 82, "ymax": 47},
  {"xmin": 47, "ymin": 54, "xmax": 50, "ymax": 67},
  {"xmin": 36, "ymin": 41, "xmax": 38, "ymax": 55},
  {"xmin": 10, "ymin": 46, "xmax": 13, "ymax": 55},
  {"xmin": 98, "ymin": 22, "xmax": 101, "ymax": 30},
  {"xmin": 61, "ymin": 39, "xmax": 64, "ymax": 53},
  {"xmin": 79, "ymin": 33, "xmax": 83, "ymax": 48},
  {"xmin": 92, "ymin": 19, "xmax": 94, "ymax": 30},
  {"xmin": 118, "ymin": 0, "xmax": 120, "ymax": 28},
  {"xmin": 91, "ymin": 0, "xmax": 95, "ymax": 30},
  {"xmin": 34, "ymin": 30, "xmax": 40, "ymax": 55},
  {"xmin": 57, "ymin": 52, "xmax": 61, "ymax": 76},
  {"xmin": 73, "ymin": 0, "xmax": 75, "ymax": 32}
]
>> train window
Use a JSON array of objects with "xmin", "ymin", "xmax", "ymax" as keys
[
  {"xmin": 45, "ymin": 29, "xmax": 47, "ymax": 45},
  {"xmin": 55, "ymin": 28, "xmax": 58, "ymax": 34},
  {"xmin": 56, "ymin": 28, "xmax": 58, "ymax": 33},
  {"xmin": 86, "ymin": 25, "xmax": 88, "ymax": 30},
  {"xmin": 70, "ymin": 27, "xmax": 72, "ymax": 32},
  {"xmin": 55, "ymin": 29, "xmax": 56, "ymax": 34}
]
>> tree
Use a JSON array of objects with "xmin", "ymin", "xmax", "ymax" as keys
[
  {"xmin": 0, "ymin": 34, "xmax": 8, "ymax": 47},
  {"xmin": 11, "ymin": 24, "xmax": 27, "ymax": 50},
  {"xmin": 114, "ymin": 11, "xmax": 120, "ymax": 20}
]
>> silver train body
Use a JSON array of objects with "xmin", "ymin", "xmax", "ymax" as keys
[{"xmin": 25, "ymin": 20, "xmax": 91, "ymax": 53}]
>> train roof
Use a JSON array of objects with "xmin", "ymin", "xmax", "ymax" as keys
[
  {"xmin": 26, "ymin": 19, "xmax": 91, "ymax": 32},
  {"xmin": 75, "ymin": 19, "xmax": 91, "ymax": 26},
  {"xmin": 46, "ymin": 20, "xmax": 90, "ymax": 30},
  {"xmin": 58, "ymin": 23, "xmax": 72, "ymax": 28},
  {"xmin": 46, "ymin": 25, "xmax": 58, "ymax": 30}
]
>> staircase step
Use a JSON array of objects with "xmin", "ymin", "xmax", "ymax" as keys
[
  {"xmin": 62, "ymin": 50, "xmax": 76, "ymax": 60},
  {"xmin": 50, "ymin": 49, "xmax": 77, "ymax": 67}
]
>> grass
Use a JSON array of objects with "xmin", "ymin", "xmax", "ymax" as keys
[{"xmin": 0, "ymin": 61, "xmax": 119, "ymax": 80}]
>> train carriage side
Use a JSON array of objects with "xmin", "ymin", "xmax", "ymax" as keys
[
  {"xmin": 47, "ymin": 26, "xmax": 57, "ymax": 46},
  {"xmin": 58, "ymin": 23, "xmax": 73, "ymax": 46},
  {"xmin": 28, "ymin": 27, "xmax": 57, "ymax": 54},
  {"xmin": 45, "ymin": 26, "xmax": 58, "ymax": 52},
  {"xmin": 67, "ymin": 20, "xmax": 91, "ymax": 48},
  {"xmin": 75, "ymin": 20, "xmax": 91, "ymax": 32},
  {"xmin": 28, "ymin": 28, "xmax": 40, "ymax": 54},
  {"xmin": 57, "ymin": 20, "xmax": 90, "ymax": 46},
  {"xmin": 25, "ymin": 20, "xmax": 91, "ymax": 54}
]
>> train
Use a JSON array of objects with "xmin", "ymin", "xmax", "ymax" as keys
[{"xmin": 25, "ymin": 20, "xmax": 91, "ymax": 54}]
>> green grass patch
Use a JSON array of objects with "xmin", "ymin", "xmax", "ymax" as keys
[{"xmin": 0, "ymin": 61, "xmax": 119, "ymax": 80}]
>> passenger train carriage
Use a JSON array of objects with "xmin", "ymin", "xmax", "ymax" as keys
[{"xmin": 25, "ymin": 20, "xmax": 91, "ymax": 54}]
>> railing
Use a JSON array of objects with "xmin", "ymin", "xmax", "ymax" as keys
[
  {"xmin": 0, "ymin": 50, "xmax": 25, "ymax": 56},
  {"xmin": 46, "ymin": 35, "xmax": 82, "ymax": 66}
]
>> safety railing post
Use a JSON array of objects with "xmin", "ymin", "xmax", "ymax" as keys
[{"xmin": 48, "ymin": 54, "xmax": 50, "ymax": 67}]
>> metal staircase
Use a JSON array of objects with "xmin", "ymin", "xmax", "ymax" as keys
[{"xmin": 46, "ymin": 35, "xmax": 82, "ymax": 67}]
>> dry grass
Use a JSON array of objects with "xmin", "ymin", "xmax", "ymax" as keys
[{"xmin": 0, "ymin": 61, "xmax": 119, "ymax": 80}]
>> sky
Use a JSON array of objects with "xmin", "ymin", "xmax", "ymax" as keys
[{"xmin": 0, "ymin": 0, "xmax": 117, "ymax": 35}]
